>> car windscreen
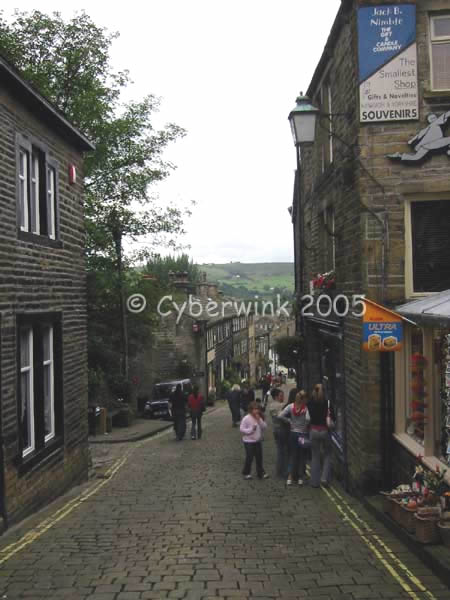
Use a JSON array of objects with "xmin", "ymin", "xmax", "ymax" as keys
[{"xmin": 152, "ymin": 384, "xmax": 174, "ymax": 400}]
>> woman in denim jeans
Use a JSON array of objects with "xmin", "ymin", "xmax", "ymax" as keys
[
  {"xmin": 278, "ymin": 390, "xmax": 310, "ymax": 486},
  {"xmin": 308, "ymin": 384, "xmax": 334, "ymax": 487}
]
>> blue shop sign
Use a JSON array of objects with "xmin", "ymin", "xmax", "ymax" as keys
[
  {"xmin": 358, "ymin": 4, "xmax": 416, "ymax": 83},
  {"xmin": 363, "ymin": 321, "xmax": 403, "ymax": 352}
]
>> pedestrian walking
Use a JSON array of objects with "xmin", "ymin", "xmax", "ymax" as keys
[
  {"xmin": 169, "ymin": 384, "xmax": 187, "ymax": 441},
  {"xmin": 278, "ymin": 390, "xmax": 310, "ymax": 486},
  {"xmin": 188, "ymin": 385, "xmax": 205, "ymax": 440},
  {"xmin": 240, "ymin": 401, "xmax": 269, "ymax": 480},
  {"xmin": 268, "ymin": 388, "xmax": 290, "ymax": 479},
  {"xmin": 241, "ymin": 383, "xmax": 255, "ymax": 415},
  {"xmin": 261, "ymin": 376, "xmax": 270, "ymax": 405},
  {"xmin": 308, "ymin": 383, "xmax": 335, "ymax": 488},
  {"xmin": 228, "ymin": 384, "xmax": 242, "ymax": 427}
]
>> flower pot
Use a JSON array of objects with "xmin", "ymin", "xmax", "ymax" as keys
[
  {"xmin": 396, "ymin": 502, "xmax": 417, "ymax": 533},
  {"xmin": 414, "ymin": 514, "xmax": 440, "ymax": 544},
  {"xmin": 438, "ymin": 521, "xmax": 450, "ymax": 547}
]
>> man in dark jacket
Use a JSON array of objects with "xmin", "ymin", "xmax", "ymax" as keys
[
  {"xmin": 229, "ymin": 384, "xmax": 242, "ymax": 426},
  {"xmin": 170, "ymin": 384, "xmax": 187, "ymax": 440},
  {"xmin": 261, "ymin": 377, "xmax": 270, "ymax": 405}
]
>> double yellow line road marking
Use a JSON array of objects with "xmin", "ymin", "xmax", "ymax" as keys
[
  {"xmin": 0, "ymin": 428, "xmax": 171, "ymax": 566},
  {"xmin": 0, "ymin": 423, "xmax": 441, "ymax": 600},
  {"xmin": 319, "ymin": 478, "xmax": 437, "ymax": 600}
]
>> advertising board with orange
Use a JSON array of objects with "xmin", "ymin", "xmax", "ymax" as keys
[{"xmin": 362, "ymin": 299, "xmax": 403, "ymax": 352}]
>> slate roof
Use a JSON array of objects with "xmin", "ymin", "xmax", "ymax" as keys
[{"xmin": 396, "ymin": 290, "xmax": 450, "ymax": 327}]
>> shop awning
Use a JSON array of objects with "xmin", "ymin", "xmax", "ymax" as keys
[{"xmin": 396, "ymin": 289, "xmax": 450, "ymax": 327}]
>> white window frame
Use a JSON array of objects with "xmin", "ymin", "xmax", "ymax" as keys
[
  {"xmin": 43, "ymin": 326, "xmax": 55, "ymax": 443},
  {"xmin": 395, "ymin": 324, "xmax": 450, "ymax": 484},
  {"xmin": 47, "ymin": 165, "xmax": 56, "ymax": 239},
  {"xmin": 19, "ymin": 149, "xmax": 29, "ymax": 232},
  {"xmin": 20, "ymin": 327, "xmax": 35, "ymax": 457},
  {"xmin": 31, "ymin": 152, "xmax": 40, "ymax": 235},
  {"xmin": 17, "ymin": 135, "xmax": 58, "ymax": 240},
  {"xmin": 429, "ymin": 13, "xmax": 450, "ymax": 91}
]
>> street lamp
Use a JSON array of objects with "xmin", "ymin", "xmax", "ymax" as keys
[
  {"xmin": 288, "ymin": 93, "xmax": 319, "ymax": 390},
  {"xmin": 288, "ymin": 93, "xmax": 319, "ymax": 145}
]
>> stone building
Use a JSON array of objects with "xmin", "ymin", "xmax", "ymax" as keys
[
  {"xmin": 254, "ymin": 318, "xmax": 272, "ymax": 381},
  {"xmin": 291, "ymin": 0, "xmax": 450, "ymax": 492},
  {"xmin": 144, "ymin": 273, "xmax": 254, "ymax": 402},
  {"xmin": 0, "ymin": 56, "xmax": 94, "ymax": 528}
]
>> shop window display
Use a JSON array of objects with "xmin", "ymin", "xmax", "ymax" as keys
[
  {"xmin": 407, "ymin": 327, "xmax": 426, "ymax": 444},
  {"xmin": 439, "ymin": 331, "xmax": 450, "ymax": 465}
]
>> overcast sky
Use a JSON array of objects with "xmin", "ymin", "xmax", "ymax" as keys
[{"xmin": 4, "ymin": 1, "xmax": 341, "ymax": 264}]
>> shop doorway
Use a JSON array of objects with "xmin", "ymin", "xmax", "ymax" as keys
[{"xmin": 319, "ymin": 334, "xmax": 346, "ymax": 455}]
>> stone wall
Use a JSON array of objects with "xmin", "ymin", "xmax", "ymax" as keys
[
  {"xmin": 0, "ymin": 86, "xmax": 89, "ymax": 525},
  {"xmin": 296, "ymin": 0, "xmax": 450, "ymax": 491}
]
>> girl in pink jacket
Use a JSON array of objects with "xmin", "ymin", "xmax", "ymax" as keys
[{"xmin": 240, "ymin": 401, "xmax": 269, "ymax": 480}]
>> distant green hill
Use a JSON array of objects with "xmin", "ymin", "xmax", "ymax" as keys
[{"xmin": 198, "ymin": 262, "xmax": 294, "ymax": 298}]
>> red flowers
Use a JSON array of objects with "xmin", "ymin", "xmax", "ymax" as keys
[{"xmin": 312, "ymin": 270, "xmax": 336, "ymax": 290}]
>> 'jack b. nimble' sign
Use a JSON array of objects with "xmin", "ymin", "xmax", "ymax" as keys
[{"xmin": 358, "ymin": 4, "xmax": 418, "ymax": 123}]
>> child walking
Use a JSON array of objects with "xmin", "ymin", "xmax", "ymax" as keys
[{"xmin": 240, "ymin": 401, "xmax": 269, "ymax": 480}]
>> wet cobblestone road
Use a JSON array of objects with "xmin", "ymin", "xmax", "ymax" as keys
[{"xmin": 0, "ymin": 406, "xmax": 448, "ymax": 599}]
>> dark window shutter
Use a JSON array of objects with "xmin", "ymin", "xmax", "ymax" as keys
[{"xmin": 411, "ymin": 200, "xmax": 450, "ymax": 292}]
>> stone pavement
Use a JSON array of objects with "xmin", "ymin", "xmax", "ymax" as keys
[
  {"xmin": 89, "ymin": 407, "xmax": 221, "ymax": 479},
  {"xmin": 0, "ymin": 405, "xmax": 449, "ymax": 599}
]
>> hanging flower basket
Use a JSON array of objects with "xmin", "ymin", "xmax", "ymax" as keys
[
  {"xmin": 411, "ymin": 353, "xmax": 427, "ymax": 366},
  {"xmin": 312, "ymin": 270, "xmax": 336, "ymax": 291}
]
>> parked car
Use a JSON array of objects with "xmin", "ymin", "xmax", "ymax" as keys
[{"xmin": 143, "ymin": 379, "xmax": 192, "ymax": 419}]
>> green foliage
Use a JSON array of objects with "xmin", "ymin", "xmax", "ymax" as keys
[
  {"xmin": 224, "ymin": 367, "xmax": 241, "ymax": 385},
  {"xmin": 86, "ymin": 266, "xmax": 156, "ymax": 402},
  {"xmin": 274, "ymin": 336, "xmax": 303, "ymax": 370},
  {"xmin": 144, "ymin": 254, "xmax": 201, "ymax": 287},
  {"xmin": 84, "ymin": 95, "xmax": 189, "ymax": 265},
  {"xmin": 0, "ymin": 10, "xmax": 189, "ymax": 264},
  {"xmin": 0, "ymin": 9, "xmax": 194, "ymax": 393},
  {"xmin": 0, "ymin": 9, "xmax": 125, "ymax": 138},
  {"xmin": 199, "ymin": 263, "xmax": 294, "ymax": 298}
]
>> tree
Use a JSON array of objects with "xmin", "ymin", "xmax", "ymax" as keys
[
  {"xmin": 273, "ymin": 336, "xmax": 303, "ymax": 370},
  {"xmin": 0, "ymin": 11, "xmax": 189, "ymax": 265},
  {"xmin": 144, "ymin": 254, "xmax": 202, "ymax": 287},
  {"xmin": 0, "ymin": 10, "xmax": 191, "ymax": 387},
  {"xmin": 0, "ymin": 10, "xmax": 125, "ymax": 138}
]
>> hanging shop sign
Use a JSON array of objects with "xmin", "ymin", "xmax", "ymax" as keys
[
  {"xmin": 358, "ymin": 4, "xmax": 418, "ymax": 123},
  {"xmin": 362, "ymin": 299, "xmax": 404, "ymax": 352}
]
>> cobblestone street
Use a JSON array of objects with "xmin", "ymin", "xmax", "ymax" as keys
[{"xmin": 0, "ymin": 406, "xmax": 448, "ymax": 600}]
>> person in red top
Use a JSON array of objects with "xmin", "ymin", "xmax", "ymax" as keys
[
  {"xmin": 307, "ymin": 383, "xmax": 335, "ymax": 488},
  {"xmin": 188, "ymin": 385, "xmax": 205, "ymax": 440}
]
